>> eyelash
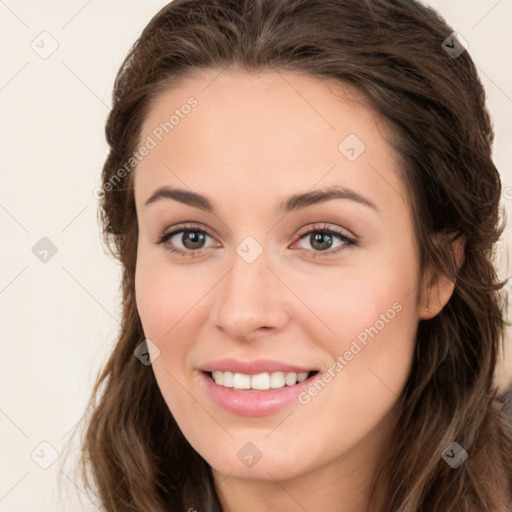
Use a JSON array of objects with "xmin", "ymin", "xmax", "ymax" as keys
[{"xmin": 154, "ymin": 222, "xmax": 358, "ymax": 258}]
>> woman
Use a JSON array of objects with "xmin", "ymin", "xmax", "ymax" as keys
[{"xmin": 75, "ymin": 0, "xmax": 512, "ymax": 510}]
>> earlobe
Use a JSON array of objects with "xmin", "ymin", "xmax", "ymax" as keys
[
  {"xmin": 418, "ymin": 236, "xmax": 464, "ymax": 320},
  {"xmin": 453, "ymin": 236, "xmax": 465, "ymax": 269},
  {"xmin": 418, "ymin": 272, "xmax": 456, "ymax": 320}
]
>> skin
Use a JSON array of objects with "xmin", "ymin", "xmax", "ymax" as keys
[{"xmin": 133, "ymin": 69, "xmax": 456, "ymax": 512}]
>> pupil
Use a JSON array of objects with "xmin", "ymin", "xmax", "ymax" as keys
[
  {"xmin": 311, "ymin": 232, "xmax": 332, "ymax": 251},
  {"xmin": 183, "ymin": 230, "xmax": 205, "ymax": 249}
]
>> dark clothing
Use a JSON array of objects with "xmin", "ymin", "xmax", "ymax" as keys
[{"xmin": 497, "ymin": 386, "xmax": 512, "ymax": 420}]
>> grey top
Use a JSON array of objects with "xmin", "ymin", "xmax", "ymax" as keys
[{"xmin": 497, "ymin": 387, "xmax": 512, "ymax": 420}]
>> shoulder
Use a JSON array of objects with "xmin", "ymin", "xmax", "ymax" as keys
[{"xmin": 497, "ymin": 386, "xmax": 512, "ymax": 420}]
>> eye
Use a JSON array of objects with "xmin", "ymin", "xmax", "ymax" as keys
[
  {"xmin": 292, "ymin": 223, "xmax": 357, "ymax": 257},
  {"xmin": 154, "ymin": 222, "xmax": 357, "ymax": 258},
  {"xmin": 155, "ymin": 223, "xmax": 217, "ymax": 257}
]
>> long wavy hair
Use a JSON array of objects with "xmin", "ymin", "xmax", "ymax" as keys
[{"xmin": 66, "ymin": 0, "xmax": 512, "ymax": 510}]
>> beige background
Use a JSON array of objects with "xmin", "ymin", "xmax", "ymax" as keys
[{"xmin": 0, "ymin": 1, "xmax": 511, "ymax": 510}]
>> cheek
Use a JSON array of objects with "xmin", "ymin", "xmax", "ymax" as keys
[
  {"xmin": 134, "ymin": 253, "xmax": 210, "ymax": 397},
  {"xmin": 134, "ymin": 260, "xmax": 197, "ymax": 419},
  {"xmin": 289, "ymin": 273, "xmax": 417, "ymax": 464},
  {"xmin": 296, "ymin": 245, "xmax": 419, "ymax": 402},
  {"xmin": 134, "ymin": 249, "xmax": 197, "ymax": 339},
  {"xmin": 135, "ymin": 273, "xmax": 170, "ymax": 343},
  {"xmin": 296, "ymin": 245, "xmax": 418, "ymax": 350}
]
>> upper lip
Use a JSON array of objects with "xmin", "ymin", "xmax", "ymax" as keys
[{"xmin": 200, "ymin": 358, "xmax": 317, "ymax": 375}]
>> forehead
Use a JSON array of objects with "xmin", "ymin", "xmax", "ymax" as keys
[
  {"xmin": 139, "ymin": 68, "xmax": 381, "ymax": 150},
  {"xmin": 133, "ymin": 68, "xmax": 406, "ymax": 213}
]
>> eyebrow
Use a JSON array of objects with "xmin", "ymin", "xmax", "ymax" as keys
[{"xmin": 143, "ymin": 185, "xmax": 378, "ymax": 214}]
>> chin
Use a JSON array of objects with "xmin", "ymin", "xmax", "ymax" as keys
[
  {"xmin": 204, "ymin": 441, "xmax": 315, "ymax": 482},
  {"xmin": 211, "ymin": 459, "xmax": 303, "ymax": 482}
]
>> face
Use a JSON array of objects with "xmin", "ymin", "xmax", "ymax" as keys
[{"xmin": 133, "ymin": 69, "xmax": 425, "ymax": 483}]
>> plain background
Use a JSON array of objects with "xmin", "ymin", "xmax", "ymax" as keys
[{"xmin": 1, "ymin": 1, "xmax": 511, "ymax": 511}]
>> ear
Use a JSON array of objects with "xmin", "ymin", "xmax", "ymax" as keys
[{"xmin": 418, "ymin": 236, "xmax": 464, "ymax": 320}]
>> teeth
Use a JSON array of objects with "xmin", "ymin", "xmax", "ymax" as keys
[
  {"xmin": 297, "ymin": 372, "xmax": 308, "ymax": 383},
  {"xmin": 211, "ymin": 370, "xmax": 310, "ymax": 390},
  {"xmin": 233, "ymin": 372, "xmax": 251, "ymax": 389},
  {"xmin": 223, "ymin": 371, "xmax": 234, "ymax": 387},
  {"xmin": 285, "ymin": 372, "xmax": 297, "ymax": 386},
  {"xmin": 213, "ymin": 371, "xmax": 224, "ymax": 386},
  {"xmin": 270, "ymin": 371, "xmax": 285, "ymax": 388},
  {"xmin": 251, "ymin": 372, "xmax": 270, "ymax": 390}
]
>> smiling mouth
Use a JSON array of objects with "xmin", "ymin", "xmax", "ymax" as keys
[{"xmin": 204, "ymin": 370, "xmax": 319, "ymax": 391}]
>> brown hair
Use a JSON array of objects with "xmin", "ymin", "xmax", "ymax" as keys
[{"xmin": 67, "ymin": 0, "xmax": 512, "ymax": 510}]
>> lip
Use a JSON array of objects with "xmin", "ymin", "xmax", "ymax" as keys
[
  {"xmin": 199, "ymin": 369, "xmax": 319, "ymax": 417},
  {"xmin": 199, "ymin": 358, "xmax": 317, "ymax": 375}
]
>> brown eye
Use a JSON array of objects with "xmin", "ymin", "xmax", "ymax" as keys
[
  {"xmin": 156, "ymin": 225, "xmax": 217, "ymax": 256},
  {"xmin": 293, "ymin": 223, "xmax": 357, "ymax": 257}
]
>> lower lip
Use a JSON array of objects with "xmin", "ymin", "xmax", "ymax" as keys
[{"xmin": 200, "ymin": 371, "xmax": 318, "ymax": 416}]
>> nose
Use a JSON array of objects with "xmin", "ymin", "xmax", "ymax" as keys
[{"xmin": 211, "ymin": 245, "xmax": 292, "ymax": 342}]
